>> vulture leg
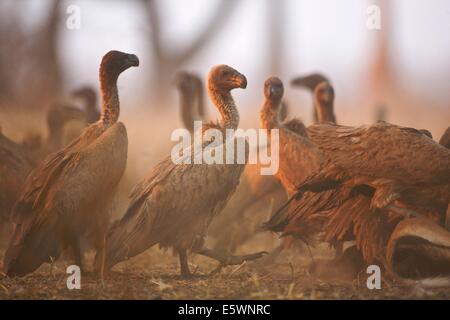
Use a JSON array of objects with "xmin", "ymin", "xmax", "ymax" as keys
[
  {"xmin": 254, "ymin": 243, "xmax": 284, "ymax": 266},
  {"xmin": 334, "ymin": 241, "xmax": 344, "ymax": 259},
  {"xmin": 194, "ymin": 247, "xmax": 267, "ymax": 267},
  {"xmin": 70, "ymin": 235, "xmax": 84, "ymax": 271},
  {"xmin": 93, "ymin": 231, "xmax": 107, "ymax": 279},
  {"xmin": 178, "ymin": 249, "xmax": 191, "ymax": 278}
]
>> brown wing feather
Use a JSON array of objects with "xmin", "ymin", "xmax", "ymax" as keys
[
  {"xmin": 4, "ymin": 122, "xmax": 127, "ymax": 276},
  {"xmin": 105, "ymin": 137, "xmax": 247, "ymax": 268},
  {"xmin": 308, "ymin": 122, "xmax": 450, "ymax": 186}
]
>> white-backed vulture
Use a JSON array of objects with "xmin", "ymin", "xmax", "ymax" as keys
[
  {"xmin": 174, "ymin": 71, "xmax": 206, "ymax": 134},
  {"xmin": 0, "ymin": 129, "xmax": 33, "ymax": 225},
  {"xmin": 71, "ymin": 86, "xmax": 100, "ymax": 125},
  {"xmin": 3, "ymin": 50, "xmax": 139, "ymax": 277},
  {"xmin": 262, "ymin": 77, "xmax": 450, "ymax": 279},
  {"xmin": 291, "ymin": 73, "xmax": 335, "ymax": 124},
  {"xmin": 104, "ymin": 65, "xmax": 266, "ymax": 277}
]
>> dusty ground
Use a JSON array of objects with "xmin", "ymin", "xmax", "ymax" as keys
[{"xmin": 1, "ymin": 245, "xmax": 449, "ymax": 300}]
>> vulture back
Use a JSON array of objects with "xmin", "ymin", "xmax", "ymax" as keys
[{"xmin": 4, "ymin": 122, "xmax": 127, "ymax": 276}]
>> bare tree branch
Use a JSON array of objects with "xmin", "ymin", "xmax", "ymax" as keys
[
  {"xmin": 171, "ymin": 0, "xmax": 239, "ymax": 64},
  {"xmin": 143, "ymin": 0, "xmax": 239, "ymax": 64}
]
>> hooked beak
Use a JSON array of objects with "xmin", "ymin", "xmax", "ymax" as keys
[
  {"xmin": 233, "ymin": 73, "xmax": 247, "ymax": 89},
  {"xmin": 126, "ymin": 54, "xmax": 140, "ymax": 67},
  {"xmin": 291, "ymin": 74, "xmax": 328, "ymax": 89},
  {"xmin": 270, "ymin": 85, "xmax": 283, "ymax": 98}
]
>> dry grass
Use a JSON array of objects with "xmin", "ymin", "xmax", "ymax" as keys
[{"xmin": 1, "ymin": 247, "xmax": 449, "ymax": 300}]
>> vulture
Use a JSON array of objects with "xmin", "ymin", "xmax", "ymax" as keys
[
  {"xmin": 291, "ymin": 73, "xmax": 334, "ymax": 123},
  {"xmin": 262, "ymin": 77, "xmax": 450, "ymax": 279},
  {"xmin": 71, "ymin": 86, "xmax": 100, "ymax": 125},
  {"xmin": 210, "ymin": 76, "xmax": 337, "ymax": 256},
  {"xmin": 0, "ymin": 128, "xmax": 33, "ymax": 228},
  {"xmin": 439, "ymin": 126, "xmax": 450, "ymax": 149},
  {"xmin": 104, "ymin": 65, "xmax": 266, "ymax": 278},
  {"xmin": 174, "ymin": 71, "xmax": 206, "ymax": 133},
  {"xmin": 3, "ymin": 50, "xmax": 139, "ymax": 277},
  {"xmin": 22, "ymin": 103, "xmax": 85, "ymax": 163}
]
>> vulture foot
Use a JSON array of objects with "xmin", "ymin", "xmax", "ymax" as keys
[{"xmin": 195, "ymin": 248, "xmax": 267, "ymax": 266}]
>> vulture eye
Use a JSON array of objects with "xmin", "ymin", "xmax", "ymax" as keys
[{"xmin": 222, "ymin": 70, "xmax": 231, "ymax": 77}]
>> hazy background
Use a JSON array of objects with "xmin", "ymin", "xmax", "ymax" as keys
[{"xmin": 0, "ymin": 0, "xmax": 449, "ymax": 174}]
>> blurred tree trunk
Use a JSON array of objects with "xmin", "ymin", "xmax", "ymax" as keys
[
  {"xmin": 0, "ymin": 0, "xmax": 63, "ymax": 111},
  {"xmin": 0, "ymin": 3, "xmax": 26, "ymax": 108},
  {"xmin": 142, "ymin": 0, "xmax": 239, "ymax": 110},
  {"xmin": 22, "ymin": 0, "xmax": 63, "ymax": 110},
  {"xmin": 267, "ymin": 0, "xmax": 285, "ymax": 76},
  {"xmin": 367, "ymin": 0, "xmax": 393, "ymax": 120}
]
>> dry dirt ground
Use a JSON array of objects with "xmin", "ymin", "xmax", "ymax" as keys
[{"xmin": 1, "ymin": 245, "xmax": 450, "ymax": 300}]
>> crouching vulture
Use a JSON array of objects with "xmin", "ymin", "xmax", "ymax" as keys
[
  {"xmin": 104, "ymin": 65, "xmax": 266, "ymax": 278},
  {"xmin": 3, "ymin": 50, "xmax": 139, "ymax": 277},
  {"xmin": 262, "ymin": 76, "xmax": 450, "ymax": 280}
]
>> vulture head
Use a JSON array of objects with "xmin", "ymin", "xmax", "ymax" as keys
[
  {"xmin": 291, "ymin": 73, "xmax": 329, "ymax": 90},
  {"xmin": 208, "ymin": 64, "xmax": 247, "ymax": 92},
  {"xmin": 71, "ymin": 86, "xmax": 97, "ymax": 109},
  {"xmin": 314, "ymin": 81, "xmax": 334, "ymax": 108},
  {"xmin": 46, "ymin": 103, "xmax": 85, "ymax": 132},
  {"xmin": 173, "ymin": 71, "xmax": 198, "ymax": 100},
  {"xmin": 100, "ymin": 50, "xmax": 140, "ymax": 81},
  {"xmin": 264, "ymin": 76, "xmax": 284, "ymax": 104},
  {"xmin": 387, "ymin": 217, "xmax": 450, "ymax": 279}
]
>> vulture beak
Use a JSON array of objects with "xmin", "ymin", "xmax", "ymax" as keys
[
  {"xmin": 270, "ymin": 85, "xmax": 282, "ymax": 98},
  {"xmin": 233, "ymin": 73, "xmax": 247, "ymax": 89},
  {"xmin": 126, "ymin": 54, "xmax": 140, "ymax": 67},
  {"xmin": 386, "ymin": 217, "xmax": 450, "ymax": 279},
  {"xmin": 290, "ymin": 74, "xmax": 328, "ymax": 89}
]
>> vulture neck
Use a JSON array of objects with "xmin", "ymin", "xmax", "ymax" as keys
[
  {"xmin": 196, "ymin": 81, "xmax": 205, "ymax": 118},
  {"xmin": 260, "ymin": 98, "xmax": 281, "ymax": 131},
  {"xmin": 180, "ymin": 90, "xmax": 196, "ymax": 133},
  {"xmin": 100, "ymin": 72, "xmax": 120, "ymax": 126},
  {"xmin": 208, "ymin": 87, "xmax": 239, "ymax": 130},
  {"xmin": 315, "ymin": 100, "xmax": 336, "ymax": 124},
  {"xmin": 47, "ymin": 124, "xmax": 63, "ymax": 150}
]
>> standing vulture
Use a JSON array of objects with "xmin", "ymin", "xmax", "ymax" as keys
[
  {"xmin": 3, "ymin": 50, "xmax": 139, "ymax": 277},
  {"xmin": 105, "ymin": 65, "xmax": 266, "ymax": 277},
  {"xmin": 173, "ymin": 71, "xmax": 206, "ymax": 134},
  {"xmin": 291, "ymin": 73, "xmax": 334, "ymax": 123},
  {"xmin": 71, "ymin": 86, "xmax": 100, "ymax": 125}
]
